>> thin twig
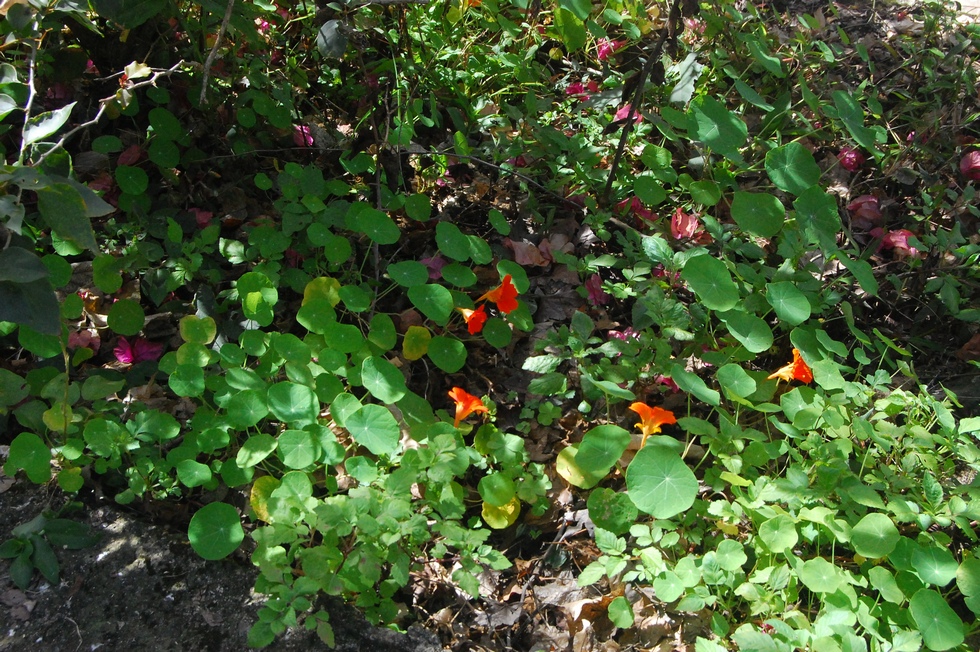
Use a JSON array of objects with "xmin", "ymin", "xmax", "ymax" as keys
[
  {"xmin": 601, "ymin": 0, "xmax": 683, "ymax": 204},
  {"xmin": 199, "ymin": 0, "xmax": 236, "ymax": 105},
  {"xmin": 33, "ymin": 61, "xmax": 186, "ymax": 168},
  {"xmin": 16, "ymin": 20, "xmax": 41, "ymax": 166}
]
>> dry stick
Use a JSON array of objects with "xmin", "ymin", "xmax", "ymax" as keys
[
  {"xmin": 601, "ymin": 0, "xmax": 683, "ymax": 204},
  {"xmin": 199, "ymin": 0, "xmax": 237, "ymax": 106},
  {"xmin": 33, "ymin": 61, "xmax": 186, "ymax": 169}
]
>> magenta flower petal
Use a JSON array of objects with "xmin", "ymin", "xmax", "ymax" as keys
[{"xmin": 960, "ymin": 151, "xmax": 980, "ymax": 181}]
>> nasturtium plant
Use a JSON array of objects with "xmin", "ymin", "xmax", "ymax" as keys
[
  {"xmin": 626, "ymin": 444, "xmax": 697, "ymax": 519},
  {"xmin": 188, "ymin": 502, "xmax": 245, "ymax": 561}
]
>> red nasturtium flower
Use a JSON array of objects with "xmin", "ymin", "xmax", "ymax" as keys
[
  {"xmin": 448, "ymin": 387, "xmax": 489, "ymax": 428},
  {"xmin": 767, "ymin": 348, "xmax": 813, "ymax": 384},
  {"xmin": 629, "ymin": 402, "xmax": 677, "ymax": 448},
  {"xmin": 457, "ymin": 305, "xmax": 488, "ymax": 335},
  {"xmin": 477, "ymin": 274, "xmax": 519, "ymax": 314}
]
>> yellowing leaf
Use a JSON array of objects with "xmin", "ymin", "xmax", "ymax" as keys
[
  {"xmin": 303, "ymin": 277, "xmax": 341, "ymax": 307},
  {"xmin": 250, "ymin": 475, "xmax": 281, "ymax": 523},
  {"xmin": 402, "ymin": 325, "xmax": 431, "ymax": 361},
  {"xmin": 482, "ymin": 496, "xmax": 520, "ymax": 529},
  {"xmin": 555, "ymin": 445, "xmax": 604, "ymax": 489}
]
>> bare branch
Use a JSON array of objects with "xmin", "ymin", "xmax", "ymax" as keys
[
  {"xmin": 199, "ymin": 0, "xmax": 237, "ymax": 106},
  {"xmin": 33, "ymin": 60, "xmax": 186, "ymax": 168}
]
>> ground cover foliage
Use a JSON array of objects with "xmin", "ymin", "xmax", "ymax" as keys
[{"xmin": 1, "ymin": 0, "xmax": 980, "ymax": 649}]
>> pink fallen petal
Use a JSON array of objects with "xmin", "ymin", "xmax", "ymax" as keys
[
  {"xmin": 837, "ymin": 147, "xmax": 866, "ymax": 172},
  {"xmin": 190, "ymin": 208, "xmax": 213, "ymax": 228},
  {"xmin": 960, "ymin": 151, "xmax": 980, "ymax": 181},
  {"xmin": 293, "ymin": 124, "xmax": 314, "ymax": 147},
  {"xmin": 846, "ymin": 195, "xmax": 882, "ymax": 230},
  {"xmin": 613, "ymin": 104, "xmax": 642, "ymax": 124},
  {"xmin": 585, "ymin": 274, "xmax": 610, "ymax": 306}
]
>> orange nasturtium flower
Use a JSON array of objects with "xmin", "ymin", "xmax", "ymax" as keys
[
  {"xmin": 449, "ymin": 387, "xmax": 489, "ymax": 428},
  {"xmin": 629, "ymin": 402, "xmax": 677, "ymax": 448},
  {"xmin": 767, "ymin": 348, "xmax": 813, "ymax": 384},
  {"xmin": 456, "ymin": 305, "xmax": 488, "ymax": 335},
  {"xmin": 477, "ymin": 274, "xmax": 519, "ymax": 314}
]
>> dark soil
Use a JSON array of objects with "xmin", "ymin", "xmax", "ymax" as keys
[{"xmin": 0, "ymin": 474, "xmax": 442, "ymax": 652}]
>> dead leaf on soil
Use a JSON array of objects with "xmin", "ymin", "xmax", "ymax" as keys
[{"xmin": 956, "ymin": 333, "xmax": 980, "ymax": 360}]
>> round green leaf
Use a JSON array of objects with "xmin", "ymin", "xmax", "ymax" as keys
[
  {"xmin": 106, "ymin": 299, "xmax": 145, "ymax": 336},
  {"xmin": 765, "ymin": 141, "xmax": 821, "ymax": 195},
  {"xmin": 758, "ymin": 514, "xmax": 798, "ymax": 553},
  {"xmin": 346, "ymin": 404, "xmax": 399, "ymax": 456},
  {"xmin": 272, "ymin": 333, "xmax": 312, "ymax": 364},
  {"xmin": 148, "ymin": 138, "xmax": 179, "ymax": 168},
  {"xmin": 18, "ymin": 326, "xmax": 62, "ymax": 359},
  {"xmin": 730, "ymin": 191, "xmax": 784, "ymax": 238},
  {"xmin": 719, "ymin": 309, "xmax": 773, "ymax": 353},
  {"xmin": 587, "ymin": 487, "xmax": 638, "ymax": 536},
  {"xmin": 912, "ymin": 547, "xmax": 958, "ymax": 587},
  {"xmin": 441, "ymin": 263, "xmax": 477, "ymax": 287},
  {"xmin": 388, "ymin": 261, "xmax": 429, "ymax": 287},
  {"xmin": 236, "ymin": 433, "xmax": 278, "ymax": 468},
  {"xmin": 634, "ymin": 176, "xmax": 666, "ymax": 205},
  {"xmin": 339, "ymin": 285, "xmax": 372, "ymax": 312},
  {"xmin": 115, "ymin": 165, "xmax": 148, "ymax": 195},
  {"xmin": 267, "ymin": 382, "xmax": 318, "ymax": 427},
  {"xmin": 715, "ymin": 539, "xmax": 747, "ymax": 571},
  {"xmin": 368, "ymin": 313, "xmax": 397, "ymax": 351},
  {"xmin": 690, "ymin": 96, "xmax": 747, "ymax": 163},
  {"xmin": 436, "ymin": 221, "xmax": 472, "ymax": 261},
  {"xmin": 798, "ymin": 557, "xmax": 841, "ymax": 594},
  {"xmin": 670, "ymin": 363, "xmax": 720, "ymax": 406},
  {"xmin": 689, "ymin": 180, "xmax": 722, "ymax": 206},
  {"xmin": 851, "ymin": 512, "xmax": 899, "ymax": 559},
  {"xmin": 297, "ymin": 299, "xmax": 337, "ymax": 335},
  {"xmin": 869, "ymin": 566, "xmax": 905, "ymax": 604},
  {"xmin": 766, "ymin": 282, "xmax": 812, "ymax": 325},
  {"xmin": 482, "ymin": 318, "xmax": 512, "ymax": 348},
  {"xmin": 680, "ymin": 255, "xmax": 738, "ymax": 312},
  {"xmin": 577, "ymin": 425, "xmax": 631, "ymax": 476},
  {"xmin": 626, "ymin": 444, "xmax": 698, "ymax": 518},
  {"xmin": 478, "ymin": 473, "xmax": 516, "ymax": 507},
  {"xmin": 5, "ymin": 432, "xmax": 51, "ymax": 483},
  {"xmin": 427, "ymin": 336, "xmax": 466, "ymax": 373},
  {"xmin": 653, "ymin": 571, "xmax": 685, "ymax": 602},
  {"xmin": 909, "ymin": 589, "xmax": 965, "ymax": 651},
  {"xmin": 607, "ymin": 596, "xmax": 634, "ymax": 628},
  {"xmin": 361, "ymin": 356, "xmax": 407, "ymax": 403},
  {"xmin": 179, "ymin": 315, "xmax": 217, "ymax": 345},
  {"xmin": 348, "ymin": 204, "xmax": 400, "ymax": 244},
  {"xmin": 404, "ymin": 193, "xmax": 431, "ymax": 221},
  {"xmin": 321, "ymin": 321, "xmax": 364, "ymax": 353},
  {"xmin": 407, "ymin": 284, "xmax": 454, "ymax": 324},
  {"xmin": 225, "ymin": 389, "xmax": 269, "ymax": 429},
  {"xmin": 177, "ymin": 459, "xmax": 212, "ymax": 488},
  {"xmin": 277, "ymin": 429, "xmax": 319, "ymax": 469},
  {"xmin": 148, "ymin": 107, "xmax": 182, "ymax": 141},
  {"xmin": 188, "ymin": 502, "xmax": 244, "ymax": 561},
  {"xmin": 716, "ymin": 364, "xmax": 756, "ymax": 398},
  {"xmin": 956, "ymin": 558, "xmax": 980, "ymax": 598},
  {"xmin": 92, "ymin": 135, "xmax": 123, "ymax": 153},
  {"xmin": 169, "ymin": 363, "xmax": 205, "ymax": 397}
]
